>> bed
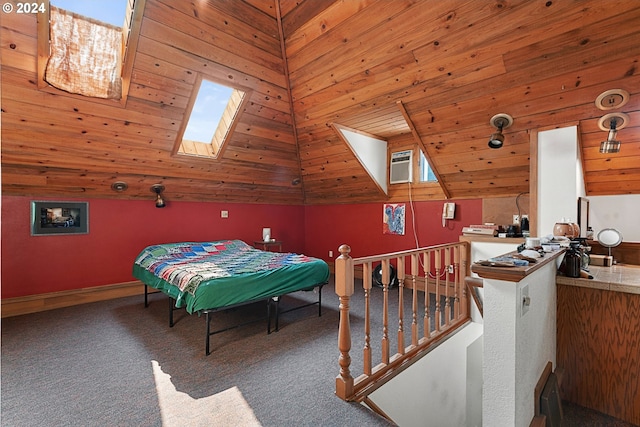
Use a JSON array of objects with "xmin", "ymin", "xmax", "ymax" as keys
[{"xmin": 132, "ymin": 239, "xmax": 330, "ymax": 354}]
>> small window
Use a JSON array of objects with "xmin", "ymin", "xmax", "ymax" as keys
[
  {"xmin": 419, "ymin": 150, "xmax": 438, "ymax": 182},
  {"xmin": 175, "ymin": 76, "xmax": 250, "ymax": 159}
]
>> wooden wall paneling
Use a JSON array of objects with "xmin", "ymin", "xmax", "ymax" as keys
[
  {"xmin": 2, "ymin": 0, "xmax": 639, "ymax": 204},
  {"xmin": 285, "ymin": 0, "xmax": 411, "ymax": 76},
  {"xmin": 128, "ymin": 79, "xmax": 190, "ymax": 109},
  {"xmin": 243, "ymin": 0, "xmax": 276, "ymax": 18},
  {"xmin": 1, "ymin": 23, "xmax": 37, "ymax": 59},
  {"xmin": 138, "ymin": 19, "xmax": 285, "ymax": 87},
  {"xmin": 588, "ymin": 242, "xmax": 640, "ymax": 266},
  {"xmin": 146, "ymin": 1, "xmax": 282, "ymax": 69},
  {"xmin": 582, "ymin": 137, "xmax": 640, "ymax": 160},
  {"xmin": 193, "ymin": 0, "xmax": 280, "ymax": 38},
  {"xmin": 236, "ymin": 113, "xmax": 295, "ymax": 144},
  {"xmin": 2, "ymin": 100, "xmax": 179, "ymax": 147},
  {"xmin": 502, "ymin": 9, "xmax": 640, "ymax": 74},
  {"xmin": 277, "ymin": 0, "xmax": 304, "ymax": 19},
  {"xmin": 135, "ymin": 37, "xmax": 292, "ymax": 115},
  {"xmin": 2, "ymin": 67, "xmax": 185, "ymax": 129},
  {"xmin": 280, "ymin": 0, "xmax": 335, "ymax": 40},
  {"xmin": 155, "ymin": 0, "xmax": 280, "ymax": 52},
  {"xmin": 482, "ymin": 196, "xmax": 530, "ymax": 228},
  {"xmin": 292, "ymin": 52, "xmax": 419, "ymax": 122},
  {"xmin": 557, "ymin": 285, "xmax": 640, "ymax": 425},
  {"xmin": 282, "ymin": 0, "xmax": 374, "ymax": 57}
]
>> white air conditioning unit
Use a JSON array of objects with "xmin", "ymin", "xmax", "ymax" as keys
[{"xmin": 389, "ymin": 150, "xmax": 413, "ymax": 184}]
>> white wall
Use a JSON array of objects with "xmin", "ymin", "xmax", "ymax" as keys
[
  {"xmin": 338, "ymin": 127, "xmax": 388, "ymax": 194},
  {"xmin": 588, "ymin": 195, "xmax": 640, "ymax": 242},
  {"xmin": 468, "ymin": 240, "xmax": 522, "ymax": 323},
  {"xmin": 537, "ymin": 126, "xmax": 585, "ymax": 237},
  {"xmin": 537, "ymin": 126, "xmax": 638, "ymax": 242},
  {"xmin": 368, "ymin": 322, "xmax": 484, "ymax": 427},
  {"xmin": 482, "ymin": 258, "xmax": 558, "ymax": 427}
]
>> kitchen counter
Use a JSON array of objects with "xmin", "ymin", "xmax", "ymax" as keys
[{"xmin": 556, "ymin": 263, "xmax": 640, "ymax": 295}]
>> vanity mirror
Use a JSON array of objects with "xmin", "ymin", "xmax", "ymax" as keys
[{"xmin": 597, "ymin": 228, "xmax": 623, "ymax": 259}]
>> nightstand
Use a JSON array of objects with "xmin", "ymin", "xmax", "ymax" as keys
[{"xmin": 254, "ymin": 240, "xmax": 282, "ymax": 252}]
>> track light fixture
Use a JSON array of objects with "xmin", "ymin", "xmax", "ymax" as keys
[
  {"xmin": 488, "ymin": 113, "xmax": 513, "ymax": 149},
  {"xmin": 597, "ymin": 112, "xmax": 629, "ymax": 154},
  {"xmin": 151, "ymin": 184, "xmax": 166, "ymax": 208},
  {"xmin": 599, "ymin": 120, "xmax": 621, "ymax": 154}
]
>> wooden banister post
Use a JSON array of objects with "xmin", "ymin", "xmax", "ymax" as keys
[{"xmin": 335, "ymin": 244, "xmax": 354, "ymax": 400}]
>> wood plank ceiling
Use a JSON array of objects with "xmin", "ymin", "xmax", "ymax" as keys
[{"xmin": 2, "ymin": 0, "xmax": 639, "ymax": 205}]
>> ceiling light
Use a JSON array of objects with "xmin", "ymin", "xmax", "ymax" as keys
[
  {"xmin": 597, "ymin": 112, "xmax": 630, "ymax": 154},
  {"xmin": 111, "ymin": 181, "xmax": 128, "ymax": 192},
  {"xmin": 599, "ymin": 120, "xmax": 621, "ymax": 154},
  {"xmin": 488, "ymin": 113, "xmax": 513, "ymax": 149},
  {"xmin": 151, "ymin": 184, "xmax": 166, "ymax": 208}
]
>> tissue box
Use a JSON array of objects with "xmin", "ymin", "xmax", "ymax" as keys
[{"xmin": 590, "ymin": 254, "xmax": 613, "ymax": 267}]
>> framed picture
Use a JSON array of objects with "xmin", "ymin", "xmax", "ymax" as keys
[
  {"xmin": 31, "ymin": 201, "xmax": 89, "ymax": 236},
  {"xmin": 383, "ymin": 203, "xmax": 405, "ymax": 235}
]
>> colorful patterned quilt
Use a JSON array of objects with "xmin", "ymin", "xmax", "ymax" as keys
[{"xmin": 133, "ymin": 240, "xmax": 329, "ymax": 314}]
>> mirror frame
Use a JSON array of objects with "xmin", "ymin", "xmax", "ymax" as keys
[
  {"xmin": 577, "ymin": 197, "xmax": 590, "ymax": 238},
  {"xmin": 597, "ymin": 228, "xmax": 623, "ymax": 248}
]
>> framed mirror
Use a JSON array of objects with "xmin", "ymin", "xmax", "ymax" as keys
[
  {"xmin": 577, "ymin": 197, "xmax": 589, "ymax": 238},
  {"xmin": 597, "ymin": 228, "xmax": 623, "ymax": 248}
]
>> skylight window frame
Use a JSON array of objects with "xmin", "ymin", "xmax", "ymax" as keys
[
  {"xmin": 36, "ymin": 0, "xmax": 145, "ymax": 106},
  {"xmin": 173, "ymin": 73, "xmax": 252, "ymax": 160}
]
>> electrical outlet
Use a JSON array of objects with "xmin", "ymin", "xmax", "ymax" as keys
[
  {"xmin": 521, "ymin": 284, "xmax": 530, "ymax": 316},
  {"xmin": 447, "ymin": 265, "xmax": 454, "ymax": 273},
  {"xmin": 221, "ymin": 210, "xmax": 228, "ymax": 218},
  {"xmin": 513, "ymin": 214, "xmax": 529, "ymax": 224}
]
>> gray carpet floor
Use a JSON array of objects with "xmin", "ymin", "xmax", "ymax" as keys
[
  {"xmin": 2, "ymin": 279, "xmax": 634, "ymax": 426},
  {"xmin": 1, "ymin": 281, "xmax": 394, "ymax": 426}
]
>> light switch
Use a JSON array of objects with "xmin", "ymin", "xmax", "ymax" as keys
[{"xmin": 221, "ymin": 210, "xmax": 228, "ymax": 218}]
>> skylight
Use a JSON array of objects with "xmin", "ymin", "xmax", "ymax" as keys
[
  {"xmin": 50, "ymin": 0, "xmax": 127, "ymax": 27},
  {"xmin": 175, "ymin": 76, "xmax": 249, "ymax": 159},
  {"xmin": 183, "ymin": 80, "xmax": 234, "ymax": 144},
  {"xmin": 38, "ymin": 0, "xmax": 144, "ymax": 101}
]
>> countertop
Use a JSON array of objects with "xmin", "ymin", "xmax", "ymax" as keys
[
  {"xmin": 556, "ymin": 263, "xmax": 640, "ymax": 295},
  {"xmin": 471, "ymin": 249, "xmax": 564, "ymax": 282}
]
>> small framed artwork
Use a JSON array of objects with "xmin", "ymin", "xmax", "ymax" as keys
[
  {"xmin": 383, "ymin": 203, "xmax": 406, "ymax": 235},
  {"xmin": 31, "ymin": 201, "xmax": 89, "ymax": 236}
]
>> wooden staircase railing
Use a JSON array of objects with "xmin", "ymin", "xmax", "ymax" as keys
[{"xmin": 335, "ymin": 241, "xmax": 472, "ymax": 402}]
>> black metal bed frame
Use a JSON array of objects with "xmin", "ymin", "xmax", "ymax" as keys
[{"xmin": 144, "ymin": 283, "xmax": 325, "ymax": 355}]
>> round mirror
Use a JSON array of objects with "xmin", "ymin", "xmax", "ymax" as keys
[{"xmin": 597, "ymin": 228, "xmax": 623, "ymax": 248}]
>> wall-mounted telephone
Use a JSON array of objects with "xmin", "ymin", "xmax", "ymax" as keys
[{"xmin": 442, "ymin": 202, "xmax": 455, "ymax": 227}]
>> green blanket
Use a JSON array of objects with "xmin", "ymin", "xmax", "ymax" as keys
[{"xmin": 133, "ymin": 240, "xmax": 329, "ymax": 314}]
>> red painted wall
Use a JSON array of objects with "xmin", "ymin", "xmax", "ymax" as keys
[
  {"xmin": 1, "ymin": 196, "xmax": 305, "ymax": 298},
  {"xmin": 303, "ymin": 199, "xmax": 482, "ymax": 259},
  {"xmin": 1, "ymin": 196, "xmax": 482, "ymax": 299}
]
